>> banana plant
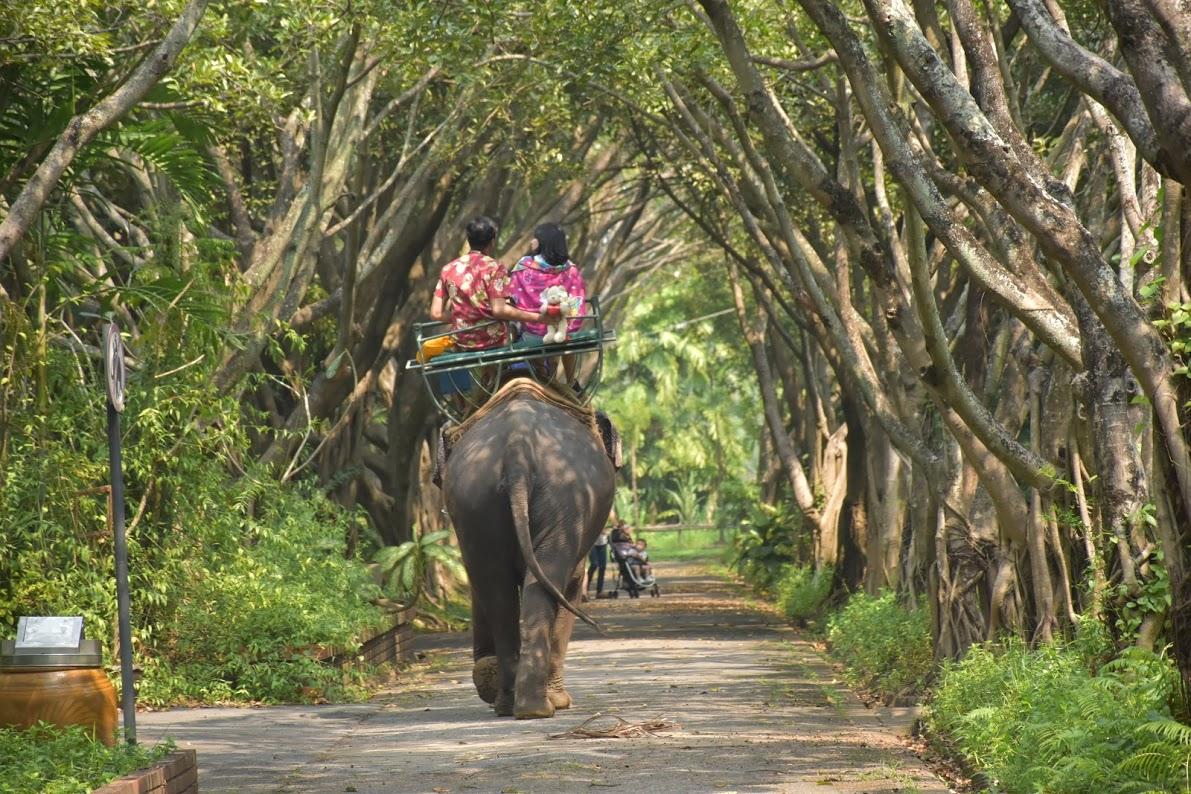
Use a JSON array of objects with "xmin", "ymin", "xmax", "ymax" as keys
[{"xmin": 372, "ymin": 527, "xmax": 466, "ymax": 607}]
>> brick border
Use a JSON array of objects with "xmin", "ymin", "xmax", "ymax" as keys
[
  {"xmin": 92, "ymin": 749, "xmax": 196, "ymax": 794},
  {"xmin": 318, "ymin": 606, "xmax": 417, "ymax": 668}
]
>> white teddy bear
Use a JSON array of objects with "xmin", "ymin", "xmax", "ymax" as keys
[{"xmin": 539, "ymin": 284, "xmax": 578, "ymax": 344}]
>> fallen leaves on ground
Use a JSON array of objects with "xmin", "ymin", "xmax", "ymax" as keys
[{"xmin": 548, "ymin": 713, "xmax": 679, "ymax": 740}]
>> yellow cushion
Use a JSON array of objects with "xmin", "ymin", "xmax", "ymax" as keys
[{"xmin": 418, "ymin": 336, "xmax": 456, "ymax": 363}]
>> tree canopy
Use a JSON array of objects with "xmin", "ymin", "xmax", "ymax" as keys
[{"xmin": 6, "ymin": 0, "xmax": 1191, "ymax": 706}]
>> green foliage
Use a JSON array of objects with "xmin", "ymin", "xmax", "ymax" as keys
[
  {"xmin": 373, "ymin": 527, "xmax": 466, "ymax": 607},
  {"xmin": 732, "ymin": 502, "xmax": 800, "ymax": 591},
  {"xmin": 1120, "ymin": 717, "xmax": 1191, "ymax": 791},
  {"xmin": 775, "ymin": 564, "xmax": 833, "ymax": 622},
  {"xmin": 1152, "ymin": 290, "xmax": 1191, "ymax": 388},
  {"xmin": 826, "ymin": 591, "xmax": 932, "ymax": 697},
  {"xmin": 1113, "ymin": 547, "xmax": 1172, "ymax": 641},
  {"xmin": 0, "ymin": 723, "xmax": 173, "ymax": 794},
  {"xmin": 602, "ymin": 260, "xmax": 762, "ymax": 527},
  {"xmin": 928, "ymin": 638, "xmax": 1189, "ymax": 793},
  {"xmin": 136, "ymin": 484, "xmax": 387, "ymax": 705},
  {"xmin": 659, "ymin": 472, "xmax": 706, "ymax": 526},
  {"xmin": 1, "ymin": 274, "xmax": 386, "ymax": 706}
]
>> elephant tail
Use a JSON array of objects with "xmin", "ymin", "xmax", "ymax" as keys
[{"xmin": 507, "ymin": 462, "xmax": 605, "ymax": 635}]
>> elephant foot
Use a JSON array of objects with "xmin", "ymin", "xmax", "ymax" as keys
[
  {"xmin": 494, "ymin": 690, "xmax": 516, "ymax": 717},
  {"xmin": 472, "ymin": 656, "xmax": 499, "ymax": 704},
  {"xmin": 547, "ymin": 686, "xmax": 572, "ymax": 710},
  {"xmin": 514, "ymin": 696, "xmax": 556, "ymax": 719}
]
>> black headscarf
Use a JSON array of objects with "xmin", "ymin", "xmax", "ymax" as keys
[{"xmin": 531, "ymin": 222, "xmax": 570, "ymax": 268}]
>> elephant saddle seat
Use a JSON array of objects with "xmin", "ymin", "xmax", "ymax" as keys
[{"xmin": 432, "ymin": 378, "xmax": 622, "ymax": 487}]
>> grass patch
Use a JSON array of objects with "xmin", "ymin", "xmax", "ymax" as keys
[
  {"xmin": 638, "ymin": 528, "xmax": 735, "ymax": 562},
  {"xmin": 0, "ymin": 724, "xmax": 173, "ymax": 794},
  {"xmin": 826, "ymin": 590, "xmax": 932, "ymax": 698},
  {"xmin": 775, "ymin": 564, "xmax": 833, "ymax": 621}
]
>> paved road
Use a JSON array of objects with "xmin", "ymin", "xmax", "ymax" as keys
[{"xmin": 139, "ymin": 561, "xmax": 948, "ymax": 793}]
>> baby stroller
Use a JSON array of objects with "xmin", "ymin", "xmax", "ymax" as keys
[{"xmin": 609, "ymin": 543, "xmax": 661, "ymax": 599}]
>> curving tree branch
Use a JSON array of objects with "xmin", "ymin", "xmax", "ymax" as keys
[
  {"xmin": 1006, "ymin": 0, "xmax": 1187, "ymax": 181},
  {"xmin": 0, "ymin": 0, "xmax": 210, "ymax": 289}
]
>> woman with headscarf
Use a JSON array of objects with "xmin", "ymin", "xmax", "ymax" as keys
[{"xmin": 507, "ymin": 222, "xmax": 587, "ymax": 383}]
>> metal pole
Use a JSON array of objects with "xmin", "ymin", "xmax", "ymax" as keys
[{"xmin": 104, "ymin": 323, "xmax": 136, "ymax": 744}]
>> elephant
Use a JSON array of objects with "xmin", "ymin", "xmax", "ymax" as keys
[{"xmin": 443, "ymin": 387, "xmax": 615, "ymax": 719}]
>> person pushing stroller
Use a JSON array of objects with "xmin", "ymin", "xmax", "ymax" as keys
[{"xmin": 584, "ymin": 525, "xmax": 610, "ymax": 600}]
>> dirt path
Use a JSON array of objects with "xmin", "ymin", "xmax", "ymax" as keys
[{"xmin": 139, "ymin": 561, "xmax": 948, "ymax": 793}]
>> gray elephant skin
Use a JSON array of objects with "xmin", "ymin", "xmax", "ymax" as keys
[{"xmin": 443, "ymin": 392, "xmax": 615, "ymax": 719}]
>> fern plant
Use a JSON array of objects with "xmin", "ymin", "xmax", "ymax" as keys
[
  {"xmin": 928, "ymin": 640, "xmax": 1188, "ymax": 793},
  {"xmin": 732, "ymin": 501, "xmax": 799, "ymax": 591},
  {"xmin": 1120, "ymin": 719, "xmax": 1191, "ymax": 792}
]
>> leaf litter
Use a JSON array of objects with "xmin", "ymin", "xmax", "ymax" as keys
[{"xmin": 548, "ymin": 713, "xmax": 679, "ymax": 740}]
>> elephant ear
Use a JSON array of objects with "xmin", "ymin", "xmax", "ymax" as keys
[
  {"xmin": 433, "ymin": 428, "xmax": 451, "ymax": 489},
  {"xmin": 595, "ymin": 410, "xmax": 623, "ymax": 470}
]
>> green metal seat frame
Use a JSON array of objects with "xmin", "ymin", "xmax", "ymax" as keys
[{"xmin": 404, "ymin": 295, "xmax": 615, "ymax": 423}]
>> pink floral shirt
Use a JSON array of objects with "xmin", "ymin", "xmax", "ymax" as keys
[
  {"xmin": 508, "ymin": 256, "xmax": 587, "ymax": 337},
  {"xmin": 434, "ymin": 251, "xmax": 511, "ymax": 349}
]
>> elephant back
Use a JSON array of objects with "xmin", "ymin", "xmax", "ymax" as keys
[
  {"xmin": 435, "ymin": 378, "xmax": 623, "ymax": 493},
  {"xmin": 444, "ymin": 377, "xmax": 599, "ymax": 446},
  {"xmin": 441, "ymin": 379, "xmax": 616, "ymax": 528}
]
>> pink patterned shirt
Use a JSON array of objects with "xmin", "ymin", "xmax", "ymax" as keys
[{"xmin": 508, "ymin": 256, "xmax": 587, "ymax": 337}]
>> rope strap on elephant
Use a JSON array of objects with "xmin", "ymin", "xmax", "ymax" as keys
[{"xmin": 444, "ymin": 377, "xmax": 600, "ymax": 446}]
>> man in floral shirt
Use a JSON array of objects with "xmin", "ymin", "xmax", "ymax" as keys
[{"xmin": 430, "ymin": 216, "xmax": 543, "ymax": 349}]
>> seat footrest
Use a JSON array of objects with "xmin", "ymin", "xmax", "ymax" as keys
[{"xmin": 408, "ymin": 331, "xmax": 614, "ymax": 372}]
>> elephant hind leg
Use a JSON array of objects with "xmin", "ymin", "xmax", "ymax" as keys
[
  {"xmin": 470, "ymin": 585, "xmax": 499, "ymax": 704},
  {"xmin": 473, "ymin": 656, "xmax": 499, "ymax": 704},
  {"xmin": 546, "ymin": 564, "xmax": 584, "ymax": 711},
  {"xmin": 516, "ymin": 559, "xmax": 587, "ymax": 719},
  {"xmin": 515, "ymin": 578, "xmax": 558, "ymax": 720},
  {"xmin": 483, "ymin": 580, "xmax": 520, "ymax": 718}
]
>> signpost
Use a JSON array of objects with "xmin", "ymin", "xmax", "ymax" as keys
[{"xmin": 103, "ymin": 322, "xmax": 136, "ymax": 744}]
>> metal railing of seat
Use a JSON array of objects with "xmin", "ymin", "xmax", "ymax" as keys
[{"xmin": 404, "ymin": 295, "xmax": 615, "ymax": 423}]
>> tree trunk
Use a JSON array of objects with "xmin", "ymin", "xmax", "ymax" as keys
[{"xmin": 727, "ymin": 260, "xmax": 820, "ymax": 522}]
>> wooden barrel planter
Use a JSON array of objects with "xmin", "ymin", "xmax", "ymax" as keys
[
  {"xmin": 317, "ymin": 606, "xmax": 417, "ymax": 669},
  {"xmin": 0, "ymin": 638, "xmax": 118, "ymax": 746}
]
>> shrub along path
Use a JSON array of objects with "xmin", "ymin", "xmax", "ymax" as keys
[{"xmin": 139, "ymin": 560, "xmax": 948, "ymax": 793}]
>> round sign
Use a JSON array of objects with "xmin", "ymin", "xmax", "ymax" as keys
[{"xmin": 104, "ymin": 323, "xmax": 126, "ymax": 413}]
